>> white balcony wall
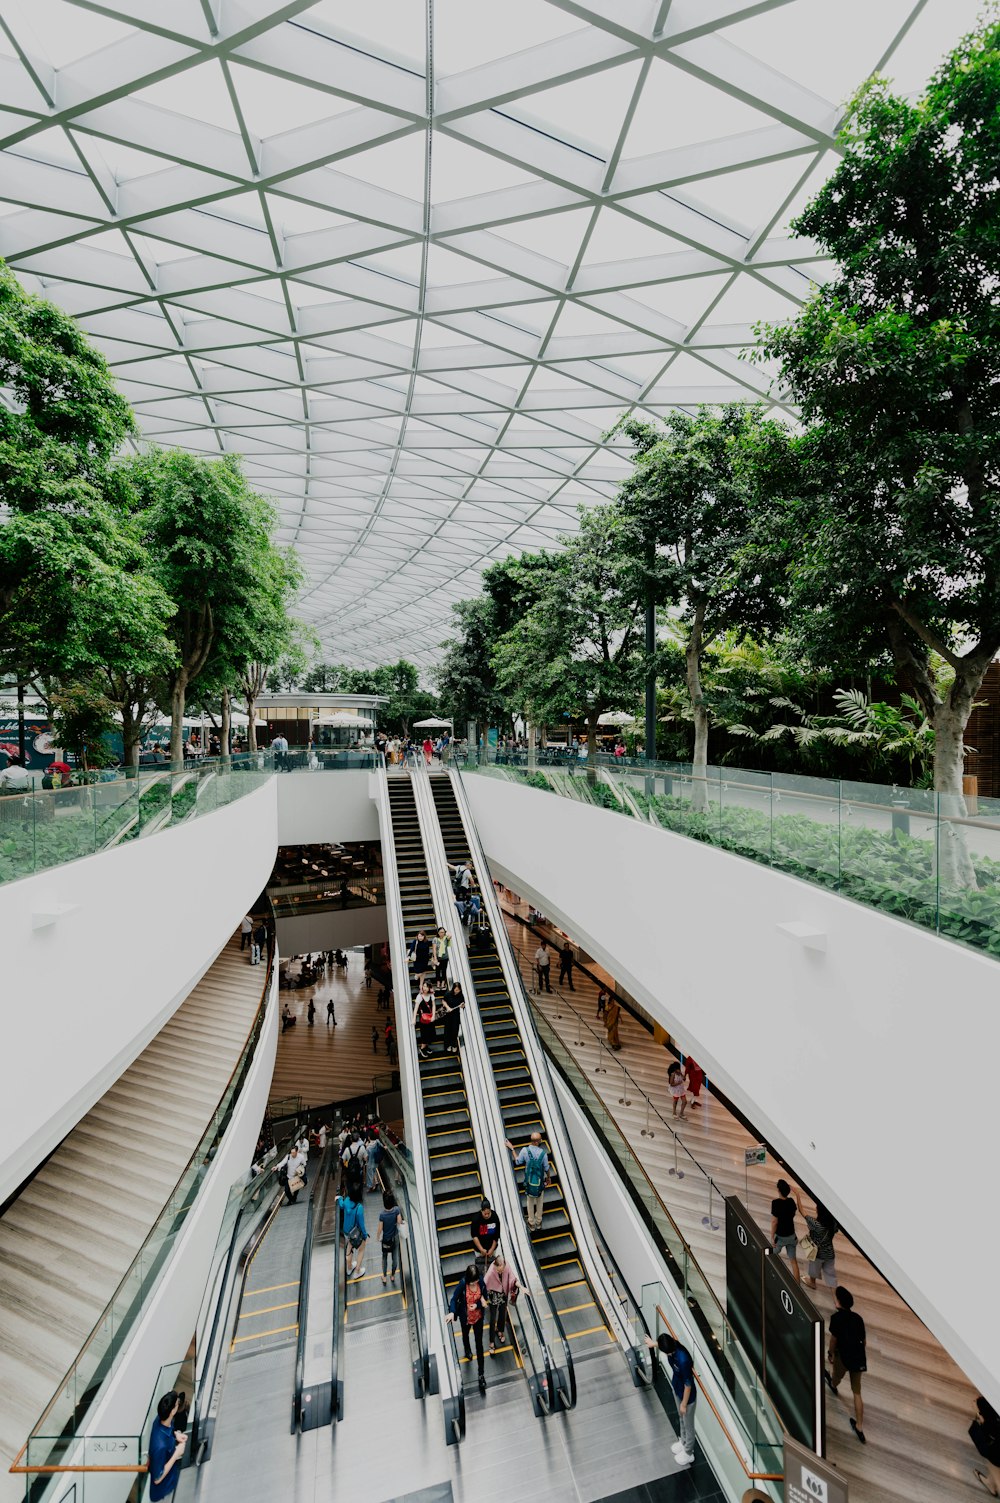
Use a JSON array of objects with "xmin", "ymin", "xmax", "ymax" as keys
[
  {"xmin": 275, "ymin": 770, "xmax": 379, "ymax": 844},
  {"xmin": 465, "ymin": 773, "xmax": 1000, "ymax": 1408},
  {"xmin": 0, "ymin": 779, "xmax": 278, "ymax": 1204}
]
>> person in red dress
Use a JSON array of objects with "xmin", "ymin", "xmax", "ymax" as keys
[{"xmin": 686, "ymin": 1057, "xmax": 705, "ymax": 1108}]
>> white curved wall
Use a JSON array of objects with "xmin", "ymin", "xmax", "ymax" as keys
[
  {"xmin": 0, "ymin": 778, "xmax": 279, "ymax": 1204},
  {"xmin": 465, "ymin": 773, "xmax": 1000, "ymax": 1408}
]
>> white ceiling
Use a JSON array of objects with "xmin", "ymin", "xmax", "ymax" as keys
[{"xmin": 0, "ymin": 0, "xmax": 978, "ymax": 664}]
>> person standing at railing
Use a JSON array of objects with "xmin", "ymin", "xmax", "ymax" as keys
[
  {"xmin": 558, "ymin": 940, "xmax": 575, "ymax": 991},
  {"xmin": 534, "ymin": 939, "xmax": 552, "ymax": 993},
  {"xmin": 147, "ymin": 1392, "xmax": 188, "ymax": 1501},
  {"xmin": 505, "ymin": 1131, "xmax": 550, "ymax": 1231},
  {"xmin": 379, "ymin": 1190, "xmax": 404, "ymax": 1286},
  {"xmin": 644, "ymin": 1331, "xmax": 697, "ymax": 1467},
  {"xmin": 604, "ymin": 994, "xmax": 622, "ymax": 1050},
  {"xmin": 433, "ymin": 926, "xmax": 452, "ymax": 984}
]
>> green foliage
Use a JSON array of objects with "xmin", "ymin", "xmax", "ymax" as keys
[
  {"xmin": 50, "ymin": 683, "xmax": 117, "ymax": 770},
  {"xmin": 298, "ymin": 658, "xmax": 439, "ymax": 734}
]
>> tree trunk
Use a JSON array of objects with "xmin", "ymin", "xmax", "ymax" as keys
[
  {"xmin": 685, "ymin": 602, "xmax": 710, "ymax": 813},
  {"xmin": 247, "ymin": 697, "xmax": 258, "ymax": 753},
  {"xmin": 221, "ymin": 688, "xmax": 232, "ymax": 762},
  {"xmin": 586, "ymin": 718, "xmax": 598, "ymax": 784},
  {"xmin": 17, "ymin": 678, "xmax": 26, "ymax": 762},
  {"xmin": 933, "ymin": 679, "xmax": 983, "ymax": 893},
  {"xmin": 169, "ymin": 677, "xmax": 187, "ymax": 768},
  {"xmin": 121, "ymin": 706, "xmax": 141, "ymax": 774}
]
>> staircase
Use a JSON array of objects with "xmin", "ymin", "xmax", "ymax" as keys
[{"xmin": 0, "ymin": 933, "xmax": 270, "ymax": 1494}]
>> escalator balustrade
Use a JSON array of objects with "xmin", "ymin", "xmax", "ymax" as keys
[
  {"xmin": 429, "ymin": 774, "xmax": 612, "ymax": 1359},
  {"xmin": 386, "ymin": 778, "xmax": 521, "ymax": 1387}
]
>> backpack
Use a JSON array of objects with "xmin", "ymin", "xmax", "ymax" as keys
[
  {"xmin": 344, "ymin": 1145, "xmax": 364, "ymax": 1195},
  {"xmin": 523, "ymin": 1146, "xmax": 547, "ymax": 1196},
  {"xmin": 341, "ymin": 1199, "xmax": 364, "ymax": 1248}
]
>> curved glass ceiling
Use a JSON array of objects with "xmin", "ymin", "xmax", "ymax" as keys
[{"xmin": 0, "ymin": 0, "xmax": 977, "ymax": 664}]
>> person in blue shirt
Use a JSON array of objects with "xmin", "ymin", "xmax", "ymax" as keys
[
  {"xmin": 337, "ymin": 1192, "xmax": 369, "ymax": 1279},
  {"xmin": 148, "ymin": 1391, "xmax": 187, "ymax": 1501},
  {"xmin": 645, "ymin": 1332, "xmax": 697, "ymax": 1466}
]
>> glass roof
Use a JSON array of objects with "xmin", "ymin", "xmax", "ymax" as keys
[{"xmin": 0, "ymin": 0, "xmax": 978, "ymax": 665}]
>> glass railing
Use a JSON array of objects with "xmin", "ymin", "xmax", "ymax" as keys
[
  {"xmin": 464, "ymin": 750, "xmax": 1000, "ymax": 961},
  {"xmin": 0, "ymin": 755, "xmax": 272, "ymax": 887},
  {"xmin": 536, "ymin": 1007, "xmax": 784, "ymax": 1483},
  {"xmin": 13, "ymin": 956, "xmax": 277, "ymax": 1486},
  {"xmin": 379, "ymin": 1136, "xmax": 431, "ymax": 1400}
]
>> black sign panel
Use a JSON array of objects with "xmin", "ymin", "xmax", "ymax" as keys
[
  {"xmin": 763, "ymin": 1245, "xmax": 824, "ymax": 1453},
  {"xmin": 724, "ymin": 1195, "xmax": 767, "ymax": 1381}
]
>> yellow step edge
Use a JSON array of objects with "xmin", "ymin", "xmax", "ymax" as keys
[
  {"xmin": 231, "ymin": 1322, "xmax": 297, "ymax": 1347},
  {"xmin": 239, "ymin": 1300, "xmax": 297, "ymax": 1319}
]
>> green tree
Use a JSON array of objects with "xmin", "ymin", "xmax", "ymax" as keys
[
  {"xmin": 493, "ymin": 509, "xmax": 644, "ymax": 771},
  {"xmin": 121, "ymin": 448, "xmax": 281, "ymax": 765},
  {"xmin": 613, "ymin": 405, "xmax": 792, "ymax": 807},
  {"xmin": 760, "ymin": 15, "xmax": 1000, "ymax": 830}
]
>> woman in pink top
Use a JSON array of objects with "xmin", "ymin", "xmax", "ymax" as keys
[{"xmin": 484, "ymin": 1254, "xmax": 520, "ymax": 1355}]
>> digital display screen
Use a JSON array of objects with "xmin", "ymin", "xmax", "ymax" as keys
[{"xmin": 764, "ymin": 1250, "xmax": 823, "ymax": 1452}]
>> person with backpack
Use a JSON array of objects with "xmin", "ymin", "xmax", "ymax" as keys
[
  {"xmin": 338, "ymin": 1191, "xmax": 368, "ymax": 1279},
  {"xmin": 341, "ymin": 1132, "xmax": 367, "ymax": 1198},
  {"xmin": 446, "ymin": 1263, "xmax": 488, "ymax": 1394},
  {"xmin": 505, "ymin": 1131, "xmax": 550, "ymax": 1230},
  {"xmin": 827, "ymin": 1286, "xmax": 868, "ymax": 1444},
  {"xmin": 378, "ymin": 1190, "xmax": 404, "ymax": 1286}
]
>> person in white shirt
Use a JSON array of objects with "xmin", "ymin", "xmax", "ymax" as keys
[
  {"xmin": 280, "ymin": 1147, "xmax": 307, "ymax": 1204},
  {"xmin": 534, "ymin": 941, "xmax": 552, "ymax": 994},
  {"xmin": 0, "ymin": 756, "xmax": 30, "ymax": 791},
  {"xmin": 240, "ymin": 914, "xmax": 253, "ymax": 952}
]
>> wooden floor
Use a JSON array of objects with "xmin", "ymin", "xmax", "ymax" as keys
[
  {"xmin": 267, "ymin": 953, "xmax": 392, "ymax": 1110},
  {"xmin": 0, "ymin": 933, "xmax": 268, "ymax": 1503},
  {"xmin": 501, "ymin": 905, "xmax": 985, "ymax": 1503}
]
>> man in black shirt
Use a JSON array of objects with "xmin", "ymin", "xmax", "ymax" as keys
[
  {"xmin": 558, "ymin": 941, "xmax": 575, "ymax": 991},
  {"xmin": 470, "ymin": 1197, "xmax": 500, "ymax": 1275},
  {"xmin": 827, "ymin": 1286, "xmax": 867, "ymax": 1443},
  {"xmin": 770, "ymin": 1179, "xmax": 803, "ymax": 1282}
]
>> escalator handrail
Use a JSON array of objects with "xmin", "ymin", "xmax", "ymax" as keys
[
  {"xmin": 379, "ymin": 1135, "xmax": 430, "ymax": 1395},
  {"xmin": 448, "ymin": 763, "xmax": 648, "ymax": 1370},
  {"xmin": 291, "ymin": 1194, "xmax": 316, "ymax": 1431},
  {"xmin": 331, "ymin": 1195, "xmax": 344, "ymax": 1421},
  {"xmin": 409, "ymin": 760, "xmax": 568, "ymax": 1415},
  {"xmin": 374, "ymin": 756, "xmax": 466, "ymax": 1442}
]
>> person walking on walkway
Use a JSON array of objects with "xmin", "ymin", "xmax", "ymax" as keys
[
  {"xmin": 484, "ymin": 1254, "xmax": 520, "ymax": 1355},
  {"xmin": 534, "ymin": 939, "xmax": 552, "ymax": 993},
  {"xmin": 803, "ymin": 1203, "xmax": 840, "ymax": 1293},
  {"xmin": 413, "ymin": 981, "xmax": 437, "ymax": 1058},
  {"xmin": 506, "ymin": 1131, "xmax": 550, "ymax": 1230},
  {"xmin": 558, "ymin": 940, "xmax": 575, "ymax": 990},
  {"xmin": 645, "ymin": 1332, "xmax": 697, "ymax": 1466},
  {"xmin": 327, "ymin": 998, "xmax": 336, "ymax": 1026},
  {"xmin": 604, "ymin": 994, "xmax": 622, "ymax": 1050},
  {"xmin": 827, "ymin": 1286, "xmax": 867, "ymax": 1444},
  {"xmin": 341, "ymin": 1132, "xmax": 367, "ymax": 1199},
  {"xmin": 596, "ymin": 986, "xmax": 609, "ymax": 1019},
  {"xmin": 251, "ymin": 919, "xmax": 267, "ymax": 966},
  {"xmin": 447, "ymin": 1264, "xmax": 488, "ymax": 1393},
  {"xmin": 338, "ymin": 1191, "xmax": 368, "ymax": 1279},
  {"xmin": 668, "ymin": 1062, "xmax": 688, "ymax": 1119},
  {"xmin": 770, "ymin": 1179, "xmax": 803, "ymax": 1282},
  {"xmin": 686, "ymin": 1057, "xmax": 705, "ymax": 1108},
  {"xmin": 240, "ymin": 914, "xmax": 253, "ymax": 951},
  {"xmin": 307, "ymin": 999, "xmax": 316, "ymax": 1026},
  {"xmin": 379, "ymin": 1190, "xmax": 404, "ymax": 1286},
  {"xmin": 441, "ymin": 982, "xmax": 465, "ymax": 1054},
  {"xmin": 970, "ymin": 1396, "xmax": 1000, "ymax": 1495},
  {"xmin": 280, "ymin": 1145, "xmax": 306, "ymax": 1205},
  {"xmin": 433, "ymin": 926, "xmax": 451, "ymax": 984}
]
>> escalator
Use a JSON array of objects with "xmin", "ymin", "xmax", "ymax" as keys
[
  {"xmin": 385, "ymin": 777, "xmax": 522, "ymax": 1389},
  {"xmin": 429, "ymin": 773, "xmax": 613, "ymax": 1359}
]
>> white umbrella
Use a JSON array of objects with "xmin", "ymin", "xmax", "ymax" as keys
[
  {"xmin": 315, "ymin": 714, "xmax": 370, "ymax": 728},
  {"xmin": 598, "ymin": 710, "xmax": 637, "ymax": 726},
  {"xmin": 412, "ymin": 717, "xmax": 453, "ymax": 729}
]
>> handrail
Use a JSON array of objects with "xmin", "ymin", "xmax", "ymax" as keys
[
  {"xmin": 373, "ymin": 755, "xmax": 465, "ymax": 1444},
  {"xmin": 448, "ymin": 763, "xmax": 647, "ymax": 1374},
  {"xmin": 409, "ymin": 760, "xmax": 569, "ymax": 1416},
  {"xmin": 379, "ymin": 1136, "xmax": 430, "ymax": 1399},
  {"xmin": 291, "ymin": 1196, "xmax": 317, "ymax": 1432},
  {"xmin": 12, "ymin": 943, "xmax": 278, "ymax": 1475}
]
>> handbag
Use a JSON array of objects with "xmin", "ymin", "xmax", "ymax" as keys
[
  {"xmin": 798, "ymin": 1234, "xmax": 818, "ymax": 1262},
  {"xmin": 970, "ymin": 1420, "xmax": 991, "ymax": 1458},
  {"xmin": 288, "ymin": 1173, "xmax": 305, "ymax": 1194}
]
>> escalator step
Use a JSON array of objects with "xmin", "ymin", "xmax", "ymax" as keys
[
  {"xmin": 430, "ymin": 1149, "xmax": 480, "ymax": 1175},
  {"xmin": 424, "ymin": 1108, "xmax": 472, "ymax": 1131},
  {"xmin": 431, "ymin": 1168, "xmax": 482, "ymax": 1197},
  {"xmin": 534, "ymin": 1233, "xmax": 579, "ymax": 1266}
]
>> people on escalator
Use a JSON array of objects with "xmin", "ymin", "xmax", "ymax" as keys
[
  {"xmin": 433, "ymin": 926, "xmax": 452, "ymax": 983},
  {"xmin": 465, "ymin": 890, "xmax": 482, "ymax": 929},
  {"xmin": 338, "ymin": 1191, "xmax": 368, "ymax": 1279},
  {"xmin": 279, "ymin": 1145, "xmax": 306, "ymax": 1205},
  {"xmin": 364, "ymin": 1127, "xmax": 382, "ymax": 1193},
  {"xmin": 470, "ymin": 1198, "xmax": 500, "ymax": 1276},
  {"xmin": 484, "ymin": 1254, "xmax": 520, "ymax": 1356},
  {"xmin": 147, "ymin": 1391, "xmax": 188, "ymax": 1501},
  {"xmin": 341, "ymin": 1132, "xmax": 367, "ymax": 1199},
  {"xmin": 413, "ymin": 981, "xmax": 437, "ymax": 1058},
  {"xmin": 408, "ymin": 929, "xmax": 433, "ymax": 985},
  {"xmin": 379, "ymin": 1190, "xmax": 404, "ymax": 1286},
  {"xmin": 505, "ymin": 1131, "xmax": 550, "ymax": 1231},
  {"xmin": 447, "ymin": 1264, "xmax": 488, "ymax": 1393},
  {"xmin": 440, "ymin": 983, "xmax": 465, "ymax": 1054}
]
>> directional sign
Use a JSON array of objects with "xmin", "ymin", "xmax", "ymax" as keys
[
  {"xmin": 744, "ymin": 1146, "xmax": 767, "ymax": 1167},
  {"xmin": 784, "ymin": 1435, "xmax": 848, "ymax": 1503}
]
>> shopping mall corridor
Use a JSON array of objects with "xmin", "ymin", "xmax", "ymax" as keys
[
  {"xmin": 499, "ymin": 902, "xmax": 982, "ymax": 1503},
  {"xmin": 268, "ymin": 952, "xmax": 392, "ymax": 1110}
]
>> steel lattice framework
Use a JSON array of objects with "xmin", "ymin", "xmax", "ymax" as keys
[{"xmin": 0, "ymin": 0, "xmax": 976, "ymax": 664}]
